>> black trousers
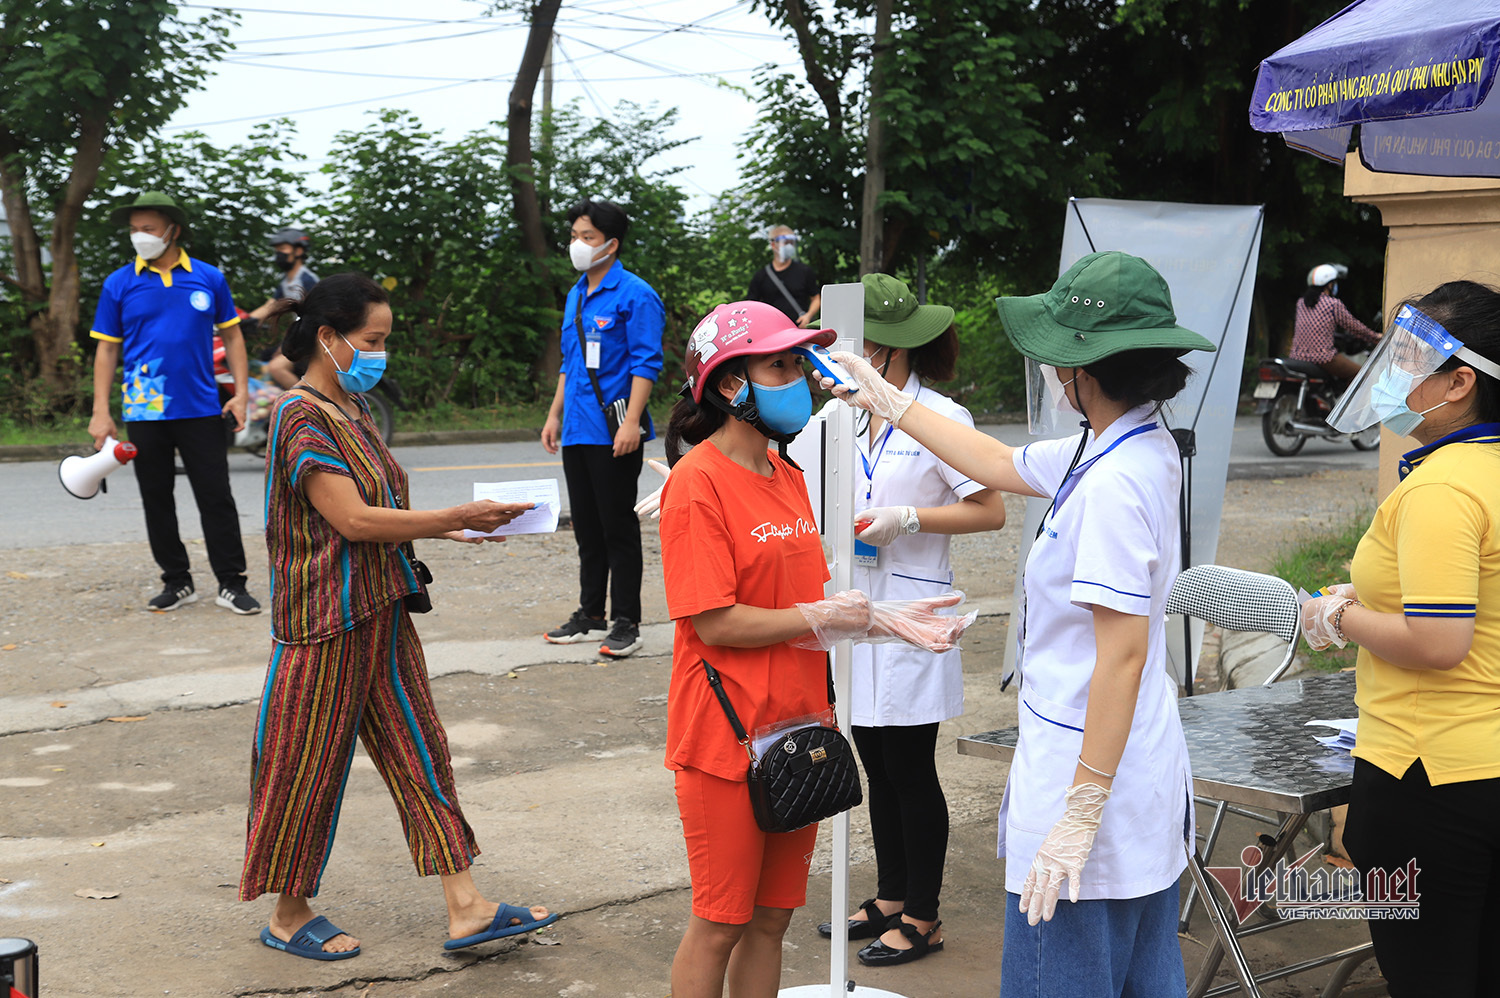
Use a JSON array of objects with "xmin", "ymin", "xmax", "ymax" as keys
[
  {"xmin": 560, "ymin": 443, "xmax": 643, "ymax": 623},
  {"xmin": 851, "ymin": 722, "xmax": 948, "ymax": 922},
  {"xmin": 1342, "ymin": 757, "xmax": 1500, "ymax": 997},
  {"xmin": 128, "ymin": 416, "xmax": 247, "ymax": 591}
]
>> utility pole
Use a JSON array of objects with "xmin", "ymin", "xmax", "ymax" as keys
[{"xmin": 858, "ymin": 0, "xmax": 893, "ymax": 276}]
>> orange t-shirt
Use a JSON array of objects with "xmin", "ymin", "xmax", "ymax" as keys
[{"xmin": 660, "ymin": 441, "xmax": 832, "ymax": 782}]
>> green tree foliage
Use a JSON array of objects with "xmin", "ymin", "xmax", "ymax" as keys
[
  {"xmin": 309, "ymin": 102, "xmax": 699, "ymax": 410},
  {"xmin": 0, "ymin": 0, "xmax": 233, "ymax": 389},
  {"xmin": 77, "ymin": 120, "xmax": 313, "ymax": 323}
]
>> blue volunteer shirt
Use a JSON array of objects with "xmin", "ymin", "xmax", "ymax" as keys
[
  {"xmin": 559, "ymin": 259, "xmax": 665, "ymax": 446},
  {"xmin": 90, "ymin": 254, "xmax": 240, "ymax": 422}
]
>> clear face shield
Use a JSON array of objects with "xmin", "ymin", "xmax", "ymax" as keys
[
  {"xmin": 1327, "ymin": 305, "xmax": 1500, "ymax": 433},
  {"xmin": 1024, "ymin": 358, "xmax": 1081, "ymax": 435}
]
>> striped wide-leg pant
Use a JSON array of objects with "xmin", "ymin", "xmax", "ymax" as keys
[{"xmin": 239, "ymin": 600, "xmax": 479, "ymax": 900}]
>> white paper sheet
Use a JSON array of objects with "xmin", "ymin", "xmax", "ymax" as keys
[
  {"xmin": 463, "ymin": 479, "xmax": 561, "ymax": 537},
  {"xmin": 1306, "ymin": 717, "xmax": 1358, "ymax": 752}
]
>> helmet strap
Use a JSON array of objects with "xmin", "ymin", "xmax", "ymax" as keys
[{"xmin": 703, "ymin": 378, "xmax": 798, "ymax": 446}]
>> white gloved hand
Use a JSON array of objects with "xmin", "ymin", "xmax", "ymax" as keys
[
  {"xmin": 854, "ymin": 505, "xmax": 919, "ymax": 546},
  {"xmin": 1019, "ymin": 782, "xmax": 1111, "ymax": 925},
  {"xmin": 791, "ymin": 589, "xmax": 875, "ymax": 650},
  {"xmin": 633, "ymin": 458, "xmax": 672, "ymax": 520},
  {"xmin": 818, "ymin": 351, "xmax": 915, "ymax": 428},
  {"xmin": 1302, "ymin": 593, "xmax": 1358, "ymax": 650}
]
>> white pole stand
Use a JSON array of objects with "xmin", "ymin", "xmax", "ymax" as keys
[{"xmin": 781, "ymin": 284, "xmax": 912, "ymax": 998}]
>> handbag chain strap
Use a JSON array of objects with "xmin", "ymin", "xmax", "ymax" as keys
[{"xmin": 700, "ymin": 655, "xmax": 838, "ymax": 766}]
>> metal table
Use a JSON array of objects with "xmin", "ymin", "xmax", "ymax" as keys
[{"xmin": 957, "ymin": 672, "xmax": 1375, "ymax": 998}]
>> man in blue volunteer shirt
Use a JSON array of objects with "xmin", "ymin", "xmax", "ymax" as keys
[
  {"xmin": 541, "ymin": 198, "xmax": 664, "ymax": 657},
  {"xmin": 88, "ymin": 192, "xmax": 260, "ymax": 615}
]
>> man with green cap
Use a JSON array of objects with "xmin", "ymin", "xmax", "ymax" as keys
[
  {"xmin": 88, "ymin": 191, "xmax": 260, "ymax": 615},
  {"xmin": 823, "ymin": 251, "xmax": 1214, "ymax": 996}
]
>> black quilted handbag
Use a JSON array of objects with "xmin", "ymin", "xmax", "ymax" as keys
[{"xmin": 702, "ymin": 657, "xmax": 863, "ymax": 834}]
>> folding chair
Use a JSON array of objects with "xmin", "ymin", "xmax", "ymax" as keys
[{"xmin": 1166, "ymin": 564, "xmax": 1303, "ymax": 933}]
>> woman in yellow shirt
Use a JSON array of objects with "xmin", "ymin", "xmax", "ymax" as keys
[{"xmin": 1303, "ymin": 280, "xmax": 1500, "ymax": 997}]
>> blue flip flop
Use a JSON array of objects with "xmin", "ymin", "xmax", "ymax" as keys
[
  {"xmin": 260, "ymin": 915, "xmax": 361, "ymax": 961},
  {"xmin": 443, "ymin": 903, "xmax": 560, "ymax": 951}
]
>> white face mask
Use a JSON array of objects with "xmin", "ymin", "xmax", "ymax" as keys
[
  {"xmin": 569, "ymin": 238, "xmax": 613, "ymax": 272},
  {"xmin": 130, "ymin": 229, "xmax": 171, "ymax": 261}
]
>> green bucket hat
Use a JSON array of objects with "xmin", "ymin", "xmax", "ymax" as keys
[
  {"xmin": 862, "ymin": 273, "xmax": 955, "ymax": 348},
  {"xmin": 109, "ymin": 191, "xmax": 189, "ymax": 231},
  {"xmin": 995, "ymin": 251, "xmax": 1214, "ymax": 367}
]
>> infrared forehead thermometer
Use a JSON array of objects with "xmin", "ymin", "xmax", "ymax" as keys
[{"xmin": 792, "ymin": 343, "xmax": 859, "ymax": 394}]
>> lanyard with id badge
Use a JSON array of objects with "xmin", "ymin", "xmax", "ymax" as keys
[{"xmin": 855, "ymin": 423, "xmax": 897, "ymax": 568}]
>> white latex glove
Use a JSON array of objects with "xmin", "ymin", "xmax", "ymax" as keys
[
  {"xmin": 633, "ymin": 458, "xmax": 671, "ymax": 520},
  {"xmin": 819, "ymin": 351, "xmax": 915, "ymax": 428},
  {"xmin": 1019, "ymin": 782, "xmax": 1111, "ymax": 925},
  {"xmin": 792, "ymin": 589, "xmax": 875, "ymax": 650},
  {"xmin": 854, "ymin": 505, "xmax": 918, "ymax": 546},
  {"xmin": 1302, "ymin": 593, "xmax": 1358, "ymax": 650}
]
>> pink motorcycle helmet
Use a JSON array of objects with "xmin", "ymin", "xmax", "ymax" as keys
[{"xmin": 682, "ymin": 300, "xmax": 836, "ymax": 403}]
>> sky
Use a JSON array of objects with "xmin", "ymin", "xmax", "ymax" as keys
[{"xmin": 166, "ymin": 0, "xmax": 812, "ymax": 213}]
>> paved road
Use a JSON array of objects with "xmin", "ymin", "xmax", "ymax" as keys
[{"xmin": 0, "ymin": 415, "xmax": 1378, "ymax": 550}]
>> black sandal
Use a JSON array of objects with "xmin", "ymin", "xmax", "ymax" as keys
[
  {"xmin": 817, "ymin": 897, "xmax": 892, "ymax": 940},
  {"xmin": 856, "ymin": 918, "xmax": 943, "ymax": 966}
]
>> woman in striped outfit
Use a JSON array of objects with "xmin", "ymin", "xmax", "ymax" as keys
[{"xmin": 240, "ymin": 273, "xmax": 556, "ymax": 961}]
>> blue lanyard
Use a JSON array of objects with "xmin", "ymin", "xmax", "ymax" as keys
[
  {"xmin": 1049, "ymin": 422, "xmax": 1159, "ymax": 517},
  {"xmin": 860, "ymin": 424, "xmax": 896, "ymax": 501}
]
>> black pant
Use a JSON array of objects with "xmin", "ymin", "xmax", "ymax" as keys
[
  {"xmin": 128, "ymin": 416, "xmax": 247, "ymax": 591},
  {"xmin": 851, "ymin": 723, "xmax": 948, "ymax": 922},
  {"xmin": 1342, "ymin": 757, "xmax": 1500, "ymax": 997},
  {"xmin": 560, "ymin": 444, "xmax": 643, "ymax": 623}
]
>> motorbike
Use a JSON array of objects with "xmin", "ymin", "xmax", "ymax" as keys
[
  {"xmin": 1253, "ymin": 333, "xmax": 1379, "ymax": 456},
  {"xmin": 213, "ymin": 331, "xmax": 401, "ymax": 456}
]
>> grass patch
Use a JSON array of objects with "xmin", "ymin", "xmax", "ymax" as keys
[
  {"xmin": 1269, "ymin": 513, "xmax": 1373, "ymax": 672},
  {"xmin": 0, "ymin": 416, "xmax": 93, "ymax": 448}
]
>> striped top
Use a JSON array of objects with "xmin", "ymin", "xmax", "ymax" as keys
[{"xmin": 265, "ymin": 392, "xmax": 419, "ymax": 644}]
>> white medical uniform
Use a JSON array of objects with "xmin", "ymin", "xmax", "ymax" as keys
[
  {"xmin": 818, "ymin": 375, "xmax": 986, "ymax": 727},
  {"xmin": 998, "ymin": 404, "xmax": 1194, "ymax": 900}
]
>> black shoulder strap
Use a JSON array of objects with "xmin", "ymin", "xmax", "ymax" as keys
[
  {"xmin": 701, "ymin": 653, "xmax": 837, "ymax": 746},
  {"xmin": 572, "ymin": 284, "xmax": 609, "ymax": 410},
  {"xmin": 701, "ymin": 657, "xmax": 749, "ymax": 743},
  {"xmin": 763, "ymin": 263, "xmax": 804, "ymax": 315}
]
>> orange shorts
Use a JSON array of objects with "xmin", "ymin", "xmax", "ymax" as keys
[{"xmin": 674, "ymin": 767, "xmax": 819, "ymax": 924}]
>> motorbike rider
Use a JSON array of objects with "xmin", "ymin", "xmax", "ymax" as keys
[
  {"xmin": 248, "ymin": 228, "xmax": 319, "ymax": 389},
  {"xmin": 1289, "ymin": 263, "xmax": 1381, "ymax": 382}
]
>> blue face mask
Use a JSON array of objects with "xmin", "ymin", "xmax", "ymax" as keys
[
  {"xmin": 324, "ymin": 335, "xmax": 387, "ymax": 394},
  {"xmin": 733, "ymin": 376, "xmax": 812, "ymax": 436},
  {"xmin": 1369, "ymin": 367, "xmax": 1445, "ymax": 436}
]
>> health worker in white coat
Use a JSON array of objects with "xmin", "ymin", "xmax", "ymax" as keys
[
  {"xmin": 814, "ymin": 275, "xmax": 1007, "ymax": 968},
  {"xmin": 822, "ymin": 252, "xmax": 1214, "ymax": 998}
]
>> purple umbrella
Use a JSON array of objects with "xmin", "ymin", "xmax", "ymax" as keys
[{"xmin": 1250, "ymin": 0, "xmax": 1500, "ymax": 176}]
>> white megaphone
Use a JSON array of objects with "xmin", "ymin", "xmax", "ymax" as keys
[{"xmin": 59, "ymin": 436, "xmax": 138, "ymax": 499}]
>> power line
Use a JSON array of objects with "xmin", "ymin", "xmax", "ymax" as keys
[
  {"xmin": 228, "ymin": 22, "xmax": 518, "ymax": 58},
  {"xmin": 168, "ymin": 72, "xmax": 512, "ymax": 130},
  {"xmin": 179, "ymin": 4, "xmax": 491, "ymax": 23},
  {"xmin": 232, "ymin": 15, "xmax": 494, "ymax": 46},
  {"xmin": 552, "ymin": 36, "xmax": 611, "ymax": 118}
]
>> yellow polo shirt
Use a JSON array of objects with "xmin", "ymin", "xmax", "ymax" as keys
[{"xmin": 1348, "ymin": 434, "xmax": 1500, "ymax": 785}]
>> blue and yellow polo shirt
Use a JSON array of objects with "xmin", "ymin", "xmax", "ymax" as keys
[
  {"xmin": 90, "ymin": 253, "xmax": 240, "ymax": 422},
  {"xmin": 1349, "ymin": 422, "xmax": 1500, "ymax": 785}
]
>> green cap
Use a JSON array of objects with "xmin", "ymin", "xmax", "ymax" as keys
[
  {"xmin": 994, "ymin": 251, "xmax": 1215, "ymax": 366},
  {"xmin": 110, "ymin": 191, "xmax": 189, "ymax": 230},
  {"xmin": 861, "ymin": 273, "xmax": 954, "ymax": 348}
]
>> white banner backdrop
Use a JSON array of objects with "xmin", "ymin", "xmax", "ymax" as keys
[{"xmin": 1002, "ymin": 198, "xmax": 1265, "ymax": 692}]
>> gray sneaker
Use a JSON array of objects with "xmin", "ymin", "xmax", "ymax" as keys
[
  {"xmin": 216, "ymin": 586, "xmax": 261, "ymax": 615},
  {"xmin": 545, "ymin": 609, "xmax": 607, "ymax": 644},
  {"xmin": 148, "ymin": 582, "xmax": 197, "ymax": 612},
  {"xmin": 599, "ymin": 617, "xmax": 643, "ymax": 658}
]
